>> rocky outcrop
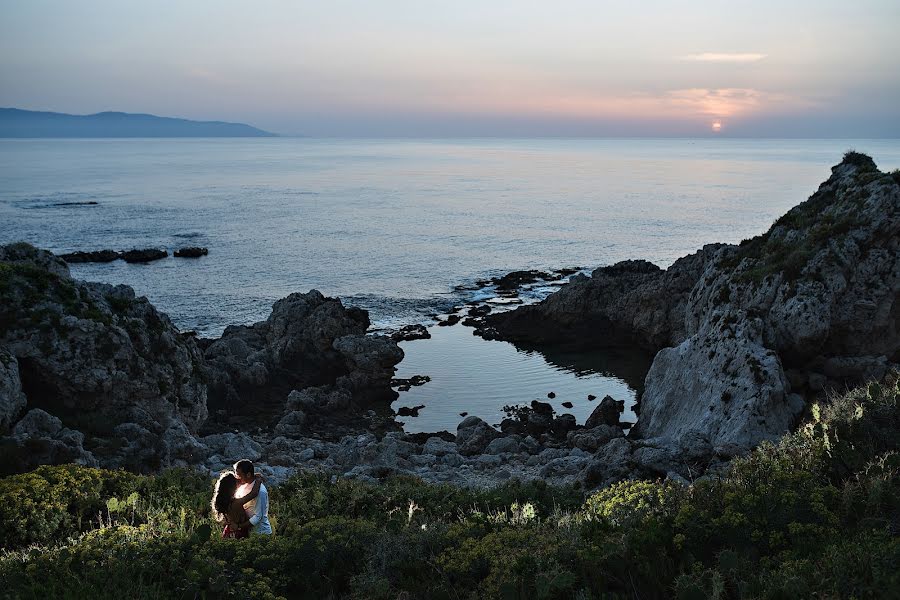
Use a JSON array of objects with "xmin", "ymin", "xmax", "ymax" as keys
[
  {"xmin": 484, "ymin": 249, "xmax": 723, "ymax": 351},
  {"xmin": 0, "ymin": 243, "xmax": 207, "ymax": 472},
  {"xmin": 203, "ymin": 290, "xmax": 403, "ymax": 428},
  {"xmin": 488, "ymin": 153, "xmax": 900, "ymax": 460},
  {"xmin": 0, "ymin": 243, "xmax": 403, "ymax": 474}
]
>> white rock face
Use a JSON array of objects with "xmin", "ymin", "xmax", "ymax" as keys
[{"xmin": 638, "ymin": 311, "xmax": 800, "ymax": 454}]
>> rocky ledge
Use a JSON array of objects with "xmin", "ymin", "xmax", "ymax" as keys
[{"xmin": 485, "ymin": 152, "xmax": 899, "ymax": 465}]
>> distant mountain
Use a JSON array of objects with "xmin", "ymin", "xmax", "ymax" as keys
[{"xmin": 0, "ymin": 108, "xmax": 276, "ymax": 138}]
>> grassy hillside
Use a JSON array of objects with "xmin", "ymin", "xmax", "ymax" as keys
[{"xmin": 1, "ymin": 375, "xmax": 898, "ymax": 599}]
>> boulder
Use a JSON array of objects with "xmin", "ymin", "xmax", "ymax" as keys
[
  {"xmin": 205, "ymin": 289, "xmax": 402, "ymax": 419},
  {"xmin": 202, "ymin": 432, "xmax": 263, "ymax": 462},
  {"xmin": 584, "ymin": 396, "xmax": 624, "ymax": 428},
  {"xmin": 456, "ymin": 416, "xmax": 500, "ymax": 456},
  {"xmin": 485, "ymin": 436, "xmax": 521, "ymax": 454},
  {"xmin": 423, "ymin": 436, "xmax": 457, "ymax": 456},
  {"xmin": 636, "ymin": 311, "xmax": 801, "ymax": 455},
  {"xmin": 567, "ymin": 424, "xmax": 624, "ymax": 452},
  {"xmin": 551, "ymin": 414, "xmax": 577, "ymax": 436},
  {"xmin": 581, "ymin": 437, "xmax": 633, "ymax": 488},
  {"xmin": 275, "ymin": 410, "xmax": 308, "ymax": 436},
  {"xmin": 4, "ymin": 409, "xmax": 98, "ymax": 473}
]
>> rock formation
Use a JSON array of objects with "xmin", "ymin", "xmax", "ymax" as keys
[
  {"xmin": 203, "ymin": 289, "xmax": 402, "ymax": 433},
  {"xmin": 488, "ymin": 152, "xmax": 899, "ymax": 459},
  {"xmin": 0, "ymin": 243, "xmax": 207, "ymax": 472},
  {"xmin": 0, "ymin": 243, "xmax": 404, "ymax": 474}
]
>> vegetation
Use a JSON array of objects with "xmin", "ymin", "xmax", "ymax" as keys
[
  {"xmin": 716, "ymin": 151, "xmax": 892, "ymax": 286},
  {"xmin": 1, "ymin": 375, "xmax": 898, "ymax": 599}
]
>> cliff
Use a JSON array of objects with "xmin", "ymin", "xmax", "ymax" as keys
[{"xmin": 487, "ymin": 152, "xmax": 900, "ymax": 458}]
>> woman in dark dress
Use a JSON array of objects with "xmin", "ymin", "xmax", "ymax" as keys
[{"xmin": 211, "ymin": 471, "xmax": 262, "ymax": 539}]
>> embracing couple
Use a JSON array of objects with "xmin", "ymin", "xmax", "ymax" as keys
[{"xmin": 211, "ymin": 459, "xmax": 272, "ymax": 539}]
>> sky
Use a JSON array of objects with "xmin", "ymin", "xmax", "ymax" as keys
[{"xmin": 1, "ymin": 0, "xmax": 898, "ymax": 137}]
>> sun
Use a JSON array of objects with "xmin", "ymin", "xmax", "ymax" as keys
[{"xmin": 711, "ymin": 121, "xmax": 723, "ymax": 133}]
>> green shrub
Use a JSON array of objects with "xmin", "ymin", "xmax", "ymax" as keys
[{"xmin": 1, "ymin": 376, "xmax": 898, "ymax": 599}]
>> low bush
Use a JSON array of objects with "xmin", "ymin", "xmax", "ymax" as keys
[{"xmin": 1, "ymin": 375, "xmax": 897, "ymax": 599}]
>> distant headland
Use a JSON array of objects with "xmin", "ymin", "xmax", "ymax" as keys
[{"xmin": 0, "ymin": 108, "xmax": 277, "ymax": 138}]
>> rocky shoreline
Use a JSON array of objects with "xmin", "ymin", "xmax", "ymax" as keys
[{"xmin": 2, "ymin": 152, "xmax": 897, "ymax": 490}]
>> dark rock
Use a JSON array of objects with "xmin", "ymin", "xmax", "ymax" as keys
[
  {"xmin": 121, "ymin": 248, "xmax": 168, "ymax": 263},
  {"xmin": 396, "ymin": 405, "xmax": 425, "ymax": 417},
  {"xmin": 531, "ymin": 400, "xmax": 554, "ymax": 415},
  {"xmin": 174, "ymin": 247, "xmax": 208, "ymax": 258},
  {"xmin": 500, "ymin": 418, "xmax": 525, "ymax": 435},
  {"xmin": 391, "ymin": 375, "xmax": 430, "ymax": 388},
  {"xmin": 467, "ymin": 305, "xmax": 492, "ymax": 317},
  {"xmin": 587, "ymin": 394, "xmax": 597, "ymax": 401},
  {"xmin": 456, "ymin": 416, "xmax": 500, "ymax": 456},
  {"xmin": 568, "ymin": 424, "xmax": 624, "ymax": 452},
  {"xmin": 526, "ymin": 411, "xmax": 553, "ymax": 437},
  {"xmin": 561, "ymin": 401, "xmax": 573, "ymax": 409},
  {"xmin": 205, "ymin": 289, "xmax": 402, "ymax": 425},
  {"xmin": 493, "ymin": 270, "xmax": 549, "ymax": 291},
  {"xmin": 485, "ymin": 436, "xmax": 521, "ymax": 454},
  {"xmin": 459, "ymin": 412, "xmax": 468, "ymax": 417},
  {"xmin": 547, "ymin": 391, "xmax": 556, "ymax": 399},
  {"xmin": 584, "ymin": 396, "xmax": 624, "ymax": 428},
  {"xmin": 551, "ymin": 414, "xmax": 577, "ymax": 436},
  {"xmin": 59, "ymin": 249, "xmax": 120, "ymax": 263},
  {"xmin": 391, "ymin": 324, "xmax": 430, "ymax": 342},
  {"xmin": 437, "ymin": 314, "xmax": 461, "ymax": 327},
  {"xmin": 405, "ymin": 430, "xmax": 455, "ymax": 444}
]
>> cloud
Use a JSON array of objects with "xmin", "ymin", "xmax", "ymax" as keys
[{"xmin": 681, "ymin": 52, "xmax": 767, "ymax": 63}]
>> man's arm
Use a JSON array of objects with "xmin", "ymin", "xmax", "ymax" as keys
[
  {"xmin": 249, "ymin": 485, "xmax": 268, "ymax": 526},
  {"xmin": 234, "ymin": 475, "xmax": 263, "ymax": 505}
]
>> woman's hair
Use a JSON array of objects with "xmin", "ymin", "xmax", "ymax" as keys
[{"xmin": 211, "ymin": 472, "xmax": 239, "ymax": 521}]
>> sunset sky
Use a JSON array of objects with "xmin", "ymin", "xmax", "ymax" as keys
[{"xmin": 1, "ymin": 0, "xmax": 898, "ymax": 137}]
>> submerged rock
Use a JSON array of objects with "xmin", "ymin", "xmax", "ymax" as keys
[
  {"xmin": 391, "ymin": 324, "xmax": 431, "ymax": 342},
  {"xmin": 121, "ymin": 248, "xmax": 168, "ymax": 263},
  {"xmin": 59, "ymin": 249, "xmax": 121, "ymax": 263},
  {"xmin": 174, "ymin": 247, "xmax": 208, "ymax": 258}
]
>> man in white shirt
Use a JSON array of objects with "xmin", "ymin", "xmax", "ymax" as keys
[{"xmin": 234, "ymin": 460, "xmax": 272, "ymax": 535}]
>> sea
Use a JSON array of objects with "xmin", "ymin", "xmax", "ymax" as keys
[{"xmin": 3, "ymin": 138, "xmax": 899, "ymax": 431}]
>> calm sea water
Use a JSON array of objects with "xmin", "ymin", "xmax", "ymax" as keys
[{"xmin": 3, "ymin": 138, "xmax": 899, "ymax": 431}]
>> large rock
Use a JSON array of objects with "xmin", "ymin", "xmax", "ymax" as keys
[
  {"xmin": 204, "ymin": 290, "xmax": 403, "ymax": 420},
  {"xmin": 584, "ymin": 395, "xmax": 624, "ymax": 428},
  {"xmin": 1, "ymin": 409, "xmax": 98, "ymax": 473},
  {"xmin": 456, "ymin": 416, "xmax": 501, "ymax": 456},
  {"xmin": 0, "ymin": 243, "xmax": 208, "ymax": 472},
  {"xmin": 635, "ymin": 310, "xmax": 802, "ymax": 454}
]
